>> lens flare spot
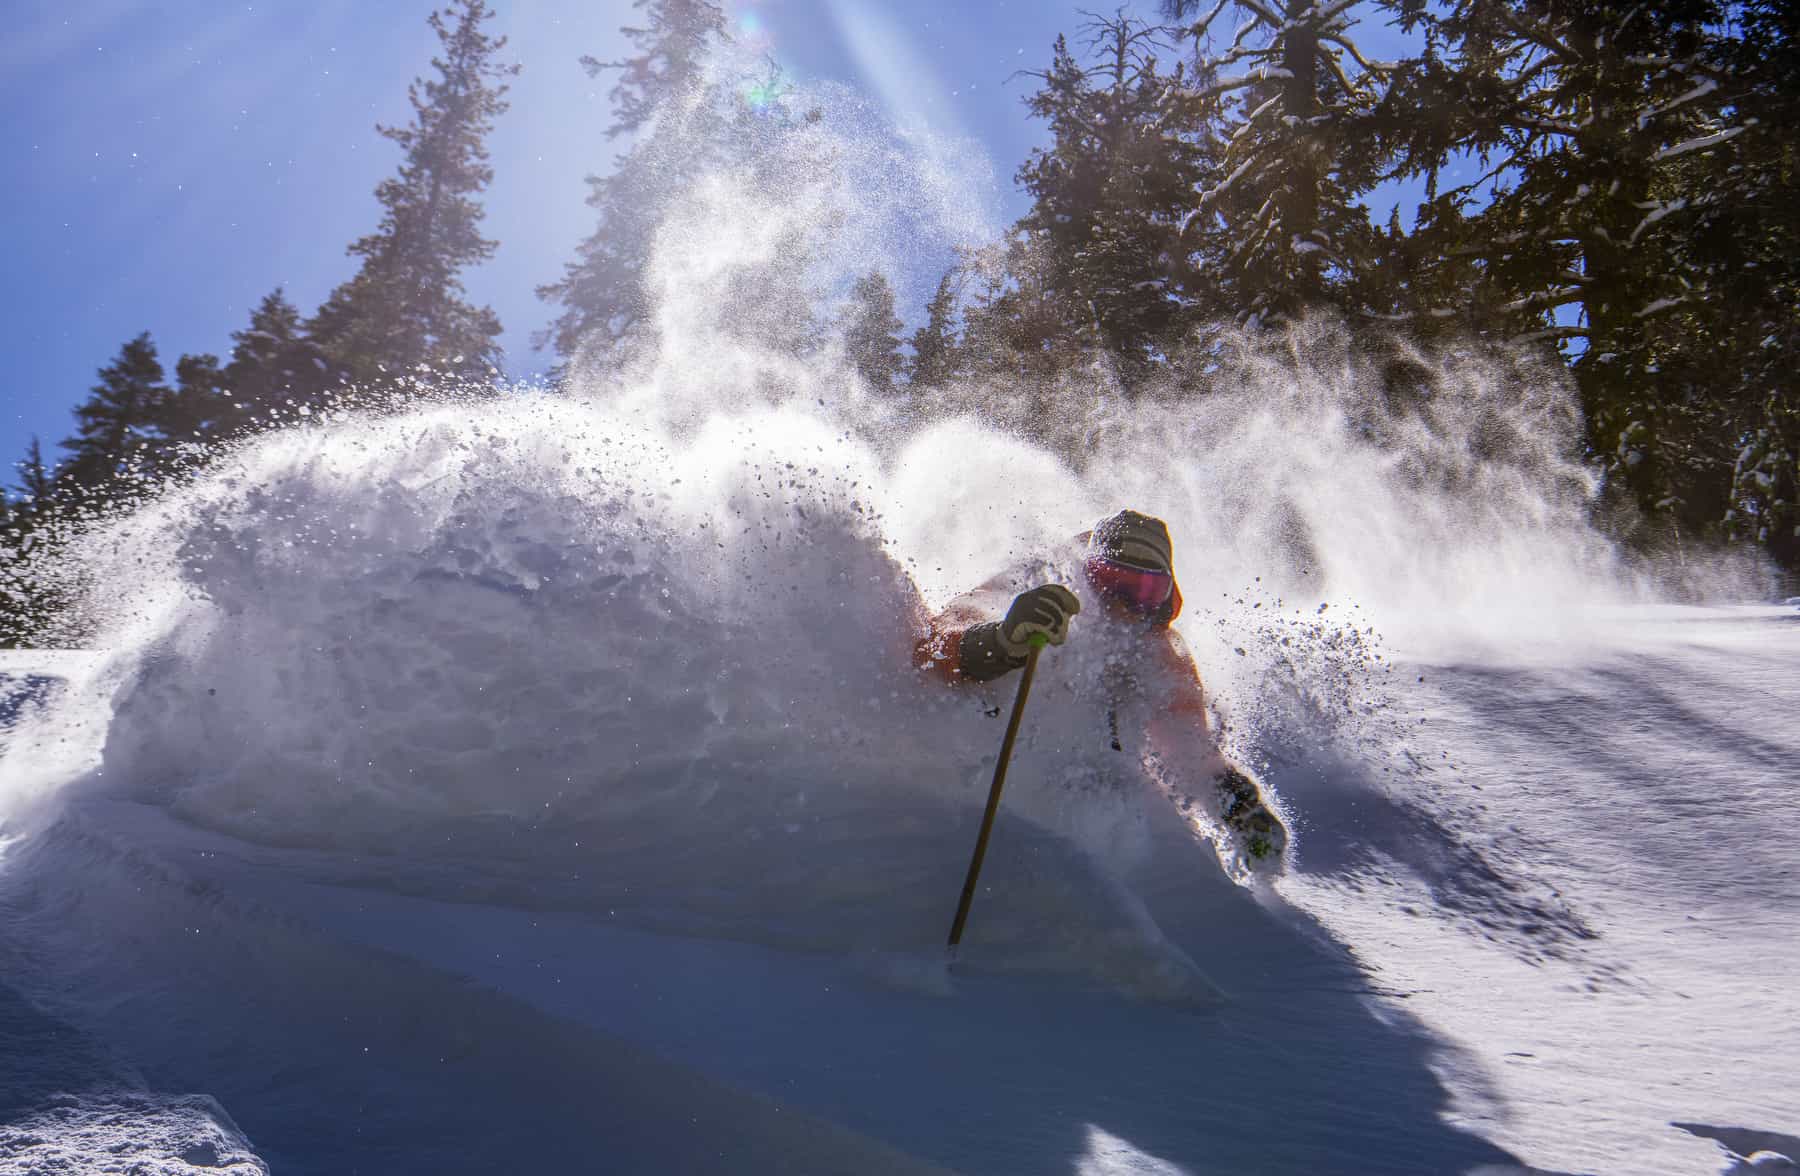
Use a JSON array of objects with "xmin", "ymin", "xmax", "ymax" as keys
[{"xmin": 743, "ymin": 78, "xmax": 782, "ymax": 112}]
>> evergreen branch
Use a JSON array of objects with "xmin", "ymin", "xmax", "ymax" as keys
[
  {"xmin": 1634, "ymin": 295, "xmax": 1692, "ymax": 318},
  {"xmin": 1187, "ymin": 151, "xmax": 1262, "ymax": 215},
  {"xmin": 1204, "ymin": 42, "xmax": 1276, "ymax": 72},
  {"xmin": 1651, "ymin": 126, "xmax": 1743, "ymax": 161},
  {"xmin": 1628, "ymin": 198, "xmax": 1689, "ymax": 245},
  {"xmin": 1182, "ymin": 0, "xmax": 1234, "ymax": 41},
  {"xmin": 1635, "ymin": 78, "xmax": 1719, "ymax": 129},
  {"xmin": 1235, "ymin": 91, "xmax": 1286, "ymax": 136},
  {"xmin": 1512, "ymin": 325, "xmax": 1590, "ymax": 343},
  {"xmin": 1512, "ymin": 56, "xmax": 1558, "ymax": 89},
  {"xmin": 1319, "ymin": 31, "xmax": 1395, "ymax": 75},
  {"xmin": 1231, "ymin": 0, "xmax": 1286, "ymax": 33},
  {"xmin": 1320, "ymin": 50, "xmax": 1362, "ymax": 102},
  {"xmin": 1606, "ymin": 4, "xmax": 1646, "ymax": 46},
  {"xmin": 1502, "ymin": 286, "xmax": 1585, "ymax": 313},
  {"xmin": 1514, "ymin": 117, "xmax": 1583, "ymax": 137},
  {"xmin": 1360, "ymin": 307, "xmax": 1461, "ymax": 323},
  {"xmin": 1189, "ymin": 65, "xmax": 1293, "ymax": 102},
  {"xmin": 1496, "ymin": 9, "xmax": 1579, "ymax": 63},
  {"xmin": 1227, "ymin": 15, "xmax": 1263, "ymax": 54},
  {"xmin": 1433, "ymin": 158, "xmax": 1520, "ymax": 208},
  {"xmin": 1313, "ymin": 0, "xmax": 1364, "ymax": 30}
]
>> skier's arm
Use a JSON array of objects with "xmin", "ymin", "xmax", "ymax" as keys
[
  {"xmin": 914, "ymin": 596, "xmax": 1011, "ymax": 683},
  {"xmin": 1144, "ymin": 631, "xmax": 1287, "ymax": 862},
  {"xmin": 915, "ymin": 583, "xmax": 1080, "ymax": 683},
  {"xmin": 1158, "ymin": 631, "xmax": 1211, "ymax": 727},
  {"xmin": 1143, "ymin": 632, "xmax": 1232, "ymax": 778}
]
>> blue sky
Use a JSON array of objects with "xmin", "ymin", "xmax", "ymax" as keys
[{"xmin": 1, "ymin": 1, "xmax": 1419, "ymax": 476}]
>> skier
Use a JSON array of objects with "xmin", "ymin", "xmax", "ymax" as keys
[{"xmin": 915, "ymin": 509, "xmax": 1286, "ymax": 863}]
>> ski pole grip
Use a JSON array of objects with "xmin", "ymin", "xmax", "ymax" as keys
[{"xmin": 1028, "ymin": 632, "xmax": 1050, "ymax": 650}]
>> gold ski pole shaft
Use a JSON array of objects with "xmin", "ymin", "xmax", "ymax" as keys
[{"xmin": 947, "ymin": 633, "xmax": 1048, "ymax": 951}]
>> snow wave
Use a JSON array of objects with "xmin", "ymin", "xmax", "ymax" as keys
[{"xmin": 9, "ymin": 399, "xmax": 1259, "ymax": 999}]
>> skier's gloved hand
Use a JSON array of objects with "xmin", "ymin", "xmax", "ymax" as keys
[
  {"xmin": 997, "ymin": 584, "xmax": 1081, "ymax": 657},
  {"xmin": 952, "ymin": 585, "xmax": 1082, "ymax": 682}
]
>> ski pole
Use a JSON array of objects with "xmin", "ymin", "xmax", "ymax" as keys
[{"xmin": 947, "ymin": 632, "xmax": 1048, "ymax": 951}]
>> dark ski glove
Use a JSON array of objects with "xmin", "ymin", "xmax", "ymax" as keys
[
  {"xmin": 955, "ymin": 584, "xmax": 1081, "ymax": 682},
  {"xmin": 998, "ymin": 584, "xmax": 1082, "ymax": 656}
]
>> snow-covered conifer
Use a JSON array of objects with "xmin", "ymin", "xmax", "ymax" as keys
[
  {"xmin": 842, "ymin": 272, "xmax": 906, "ymax": 394},
  {"xmin": 906, "ymin": 271, "xmax": 966, "ymax": 389},
  {"xmin": 1164, "ymin": 0, "xmax": 1396, "ymax": 323},
  {"xmin": 537, "ymin": 0, "xmax": 730, "ymax": 363},
  {"xmin": 59, "ymin": 333, "xmax": 170, "ymax": 493},
  {"xmin": 309, "ymin": 0, "xmax": 518, "ymax": 387}
]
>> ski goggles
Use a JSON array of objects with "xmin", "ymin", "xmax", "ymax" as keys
[{"xmin": 1085, "ymin": 553, "xmax": 1174, "ymax": 616}]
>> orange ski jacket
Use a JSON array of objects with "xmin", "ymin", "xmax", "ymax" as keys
[{"xmin": 912, "ymin": 541, "xmax": 1209, "ymax": 727}]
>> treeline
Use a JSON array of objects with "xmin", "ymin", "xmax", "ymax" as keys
[
  {"xmin": 0, "ymin": 1, "xmax": 518, "ymax": 642},
  {"xmin": 538, "ymin": 0, "xmax": 1797, "ymax": 575},
  {"xmin": 5, "ymin": 0, "xmax": 1797, "ymax": 645},
  {"xmin": 917, "ymin": 0, "xmax": 1796, "ymax": 576}
]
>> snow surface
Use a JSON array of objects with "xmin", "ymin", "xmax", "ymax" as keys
[
  {"xmin": 1, "ymin": 398, "xmax": 1792, "ymax": 1173},
  {"xmin": 0, "ymin": 978, "xmax": 266, "ymax": 1175}
]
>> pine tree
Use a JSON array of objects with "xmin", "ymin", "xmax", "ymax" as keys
[
  {"xmin": 538, "ymin": 0, "xmax": 729, "ymax": 363},
  {"xmin": 224, "ymin": 289, "xmax": 333, "ymax": 431},
  {"xmin": 310, "ymin": 0, "xmax": 518, "ymax": 386},
  {"xmin": 958, "ymin": 231, "xmax": 1090, "ymax": 382},
  {"xmin": 1379, "ymin": 0, "xmax": 1765, "ymax": 552},
  {"xmin": 906, "ymin": 271, "xmax": 964, "ymax": 388},
  {"xmin": 1164, "ymin": 0, "xmax": 1396, "ymax": 324},
  {"xmin": 587, "ymin": 0, "xmax": 728, "ymax": 138},
  {"xmin": 155, "ymin": 353, "xmax": 229, "ymax": 454},
  {"xmin": 16, "ymin": 436, "xmax": 55, "ymax": 506},
  {"xmin": 842, "ymin": 272, "xmax": 905, "ymax": 393},
  {"xmin": 1729, "ymin": 389, "xmax": 1799, "ymax": 572},
  {"xmin": 60, "ymin": 332, "xmax": 170, "ymax": 494},
  {"xmin": 1707, "ymin": 0, "xmax": 1800, "ymax": 572},
  {"xmin": 1014, "ymin": 16, "xmax": 1223, "ymax": 370},
  {"xmin": 1, "ymin": 438, "xmax": 67, "ymax": 647}
]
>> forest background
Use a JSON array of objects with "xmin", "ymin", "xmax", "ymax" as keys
[{"xmin": 4, "ymin": 0, "xmax": 1796, "ymax": 644}]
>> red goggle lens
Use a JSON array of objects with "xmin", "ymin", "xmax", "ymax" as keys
[{"xmin": 1085, "ymin": 555, "xmax": 1173, "ymax": 614}]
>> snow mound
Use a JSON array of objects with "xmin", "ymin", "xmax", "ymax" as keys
[
  {"xmin": 0, "ymin": 976, "xmax": 268, "ymax": 1175},
  {"xmin": 27, "ymin": 400, "xmax": 1239, "ymax": 998},
  {"xmin": 0, "ymin": 1091, "xmax": 267, "ymax": 1176}
]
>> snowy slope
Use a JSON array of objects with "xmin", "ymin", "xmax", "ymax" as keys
[
  {"xmin": 1, "ymin": 391, "xmax": 1792, "ymax": 1174},
  {"xmin": 1276, "ymin": 607, "xmax": 1800, "ymax": 1175}
]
